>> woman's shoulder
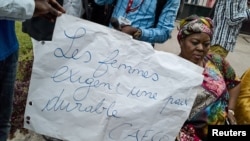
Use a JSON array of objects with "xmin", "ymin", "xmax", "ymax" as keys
[
  {"xmin": 205, "ymin": 53, "xmax": 223, "ymax": 61},
  {"xmin": 205, "ymin": 53, "xmax": 224, "ymax": 69}
]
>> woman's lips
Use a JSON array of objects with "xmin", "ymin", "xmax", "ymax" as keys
[{"xmin": 193, "ymin": 54, "xmax": 202, "ymax": 59}]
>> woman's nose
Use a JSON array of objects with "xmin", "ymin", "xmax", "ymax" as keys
[{"xmin": 196, "ymin": 44, "xmax": 204, "ymax": 50}]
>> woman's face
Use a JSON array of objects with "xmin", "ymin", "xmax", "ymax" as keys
[{"xmin": 179, "ymin": 33, "xmax": 211, "ymax": 66}]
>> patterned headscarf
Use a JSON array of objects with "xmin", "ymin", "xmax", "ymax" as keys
[{"xmin": 177, "ymin": 15, "xmax": 213, "ymax": 42}]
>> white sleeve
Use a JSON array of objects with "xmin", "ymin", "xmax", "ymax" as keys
[
  {"xmin": 0, "ymin": 0, "xmax": 35, "ymax": 20},
  {"xmin": 63, "ymin": 0, "xmax": 84, "ymax": 18}
]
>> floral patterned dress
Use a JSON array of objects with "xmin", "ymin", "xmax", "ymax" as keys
[{"xmin": 178, "ymin": 54, "xmax": 240, "ymax": 141}]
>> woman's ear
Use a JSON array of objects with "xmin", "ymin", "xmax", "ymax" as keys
[{"xmin": 179, "ymin": 38, "xmax": 184, "ymax": 47}]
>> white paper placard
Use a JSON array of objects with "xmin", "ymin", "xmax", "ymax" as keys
[{"xmin": 24, "ymin": 14, "xmax": 203, "ymax": 141}]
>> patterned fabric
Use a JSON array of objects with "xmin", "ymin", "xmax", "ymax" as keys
[
  {"xmin": 211, "ymin": 0, "xmax": 250, "ymax": 52},
  {"xmin": 209, "ymin": 45, "xmax": 229, "ymax": 58},
  {"xmin": 94, "ymin": 0, "xmax": 180, "ymax": 43},
  {"xmin": 235, "ymin": 68, "xmax": 250, "ymax": 124},
  {"xmin": 178, "ymin": 54, "xmax": 240, "ymax": 141},
  {"xmin": 177, "ymin": 15, "xmax": 213, "ymax": 43}
]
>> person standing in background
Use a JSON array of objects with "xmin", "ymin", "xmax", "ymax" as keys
[
  {"xmin": 22, "ymin": 0, "xmax": 84, "ymax": 41},
  {"xmin": 22, "ymin": 0, "xmax": 113, "ymax": 40},
  {"xmin": 210, "ymin": 0, "xmax": 250, "ymax": 58},
  {"xmin": 85, "ymin": 0, "xmax": 116, "ymax": 26},
  {"xmin": 63, "ymin": 0, "xmax": 84, "ymax": 17},
  {"xmin": 235, "ymin": 68, "xmax": 250, "ymax": 124},
  {"xmin": 94, "ymin": 0, "xmax": 180, "ymax": 45},
  {"xmin": 0, "ymin": 1, "xmax": 65, "ymax": 141},
  {"xmin": 22, "ymin": 1, "xmax": 84, "ymax": 140}
]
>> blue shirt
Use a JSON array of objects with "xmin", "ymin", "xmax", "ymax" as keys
[
  {"xmin": 95, "ymin": 0, "xmax": 180, "ymax": 44},
  {"xmin": 0, "ymin": 20, "xmax": 18, "ymax": 60},
  {"xmin": 0, "ymin": 0, "xmax": 36, "ymax": 60}
]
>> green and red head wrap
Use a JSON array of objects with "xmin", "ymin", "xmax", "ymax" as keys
[{"xmin": 177, "ymin": 15, "xmax": 214, "ymax": 42}]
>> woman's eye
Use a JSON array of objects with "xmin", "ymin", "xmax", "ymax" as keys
[
  {"xmin": 203, "ymin": 43, "xmax": 210, "ymax": 48},
  {"xmin": 192, "ymin": 42, "xmax": 199, "ymax": 46}
]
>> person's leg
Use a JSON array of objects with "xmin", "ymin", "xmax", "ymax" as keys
[
  {"xmin": 209, "ymin": 45, "xmax": 229, "ymax": 58},
  {"xmin": 0, "ymin": 50, "xmax": 18, "ymax": 141}
]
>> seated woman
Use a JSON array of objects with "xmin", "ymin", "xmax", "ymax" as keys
[
  {"xmin": 235, "ymin": 68, "xmax": 250, "ymax": 124},
  {"xmin": 176, "ymin": 15, "xmax": 241, "ymax": 140}
]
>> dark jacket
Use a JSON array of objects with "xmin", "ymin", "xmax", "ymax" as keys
[
  {"xmin": 22, "ymin": 0, "xmax": 114, "ymax": 41},
  {"xmin": 22, "ymin": 0, "xmax": 64, "ymax": 41}
]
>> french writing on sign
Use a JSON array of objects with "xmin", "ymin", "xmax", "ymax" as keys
[{"xmin": 24, "ymin": 14, "xmax": 203, "ymax": 141}]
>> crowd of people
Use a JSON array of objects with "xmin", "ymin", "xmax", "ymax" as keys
[{"xmin": 0, "ymin": 0, "xmax": 250, "ymax": 141}]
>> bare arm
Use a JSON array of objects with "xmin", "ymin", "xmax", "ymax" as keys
[{"xmin": 227, "ymin": 83, "xmax": 241, "ymax": 124}]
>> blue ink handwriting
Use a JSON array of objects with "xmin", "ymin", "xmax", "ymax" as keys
[
  {"xmin": 54, "ymin": 27, "xmax": 91, "ymax": 62},
  {"xmin": 160, "ymin": 96, "xmax": 188, "ymax": 114},
  {"xmin": 94, "ymin": 49, "xmax": 159, "ymax": 81},
  {"xmin": 42, "ymin": 89, "xmax": 120, "ymax": 118},
  {"xmin": 109, "ymin": 123, "xmax": 169, "ymax": 141},
  {"xmin": 127, "ymin": 86, "xmax": 157, "ymax": 100}
]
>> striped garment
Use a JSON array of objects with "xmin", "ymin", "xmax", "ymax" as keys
[
  {"xmin": 211, "ymin": 0, "xmax": 250, "ymax": 52},
  {"xmin": 94, "ymin": 0, "xmax": 180, "ymax": 44}
]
